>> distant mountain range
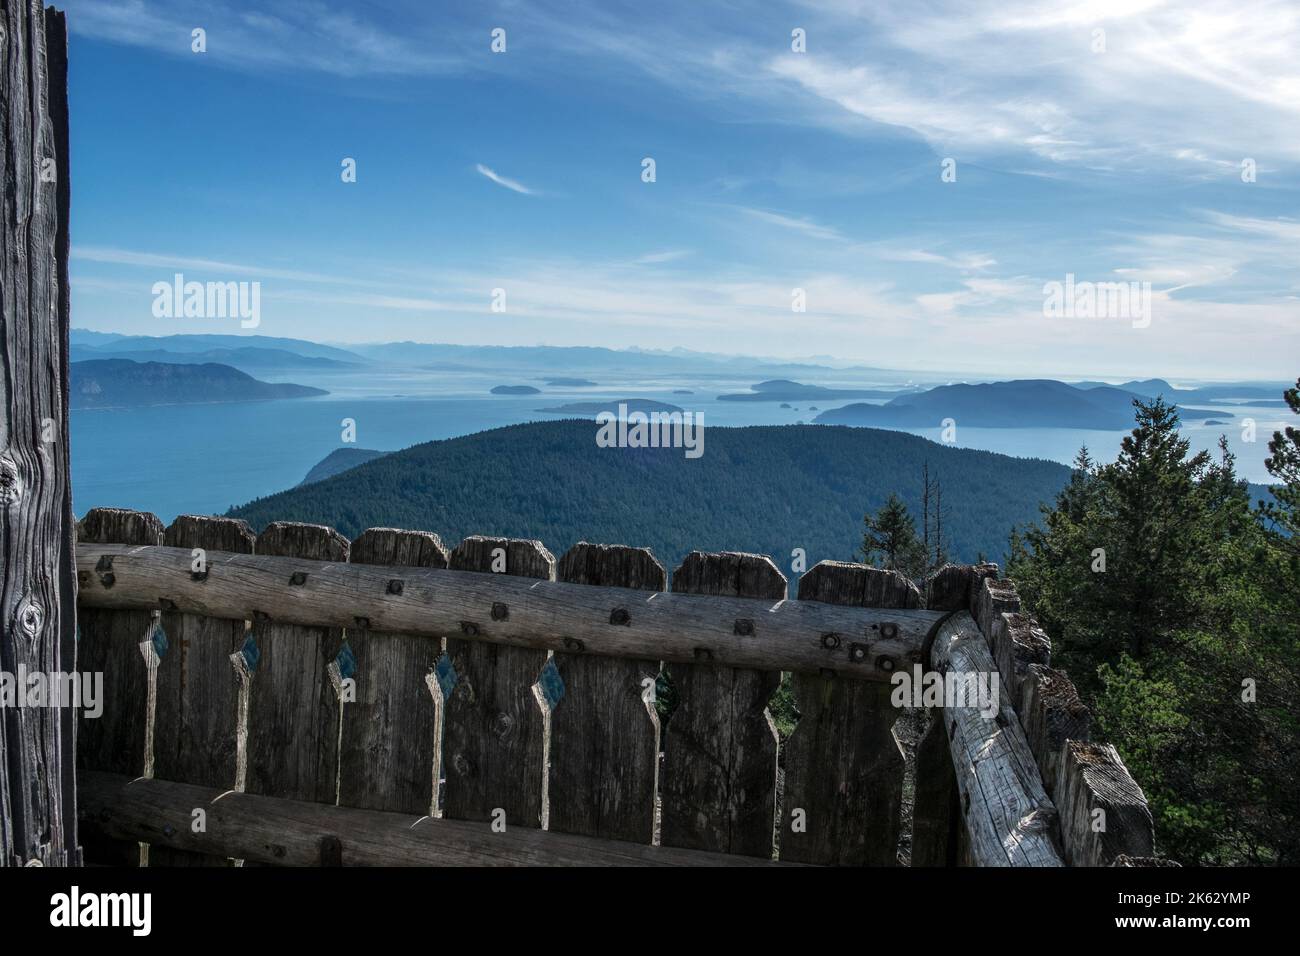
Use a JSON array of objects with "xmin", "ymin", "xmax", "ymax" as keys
[
  {"xmin": 228, "ymin": 420, "xmax": 1079, "ymax": 569},
  {"xmin": 70, "ymin": 359, "xmax": 326, "ymax": 409},
  {"xmin": 815, "ymin": 379, "xmax": 1235, "ymax": 429}
]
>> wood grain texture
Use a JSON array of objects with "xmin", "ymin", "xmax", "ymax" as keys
[
  {"xmin": 924, "ymin": 563, "xmax": 976, "ymax": 611},
  {"xmin": 150, "ymin": 515, "xmax": 255, "ymax": 866},
  {"xmin": 928, "ymin": 613, "xmax": 1064, "ymax": 867},
  {"xmin": 973, "ymin": 576, "xmax": 1021, "ymax": 641},
  {"xmin": 338, "ymin": 528, "xmax": 449, "ymax": 816},
  {"xmin": 75, "ymin": 508, "xmax": 163, "ymax": 867},
  {"xmin": 988, "ymin": 611, "xmax": 1051, "ymax": 702},
  {"xmin": 1018, "ymin": 664, "xmax": 1090, "ymax": 802},
  {"xmin": 0, "ymin": 0, "xmax": 76, "ymax": 867},
  {"xmin": 782, "ymin": 562, "xmax": 910, "ymax": 865},
  {"xmin": 80, "ymin": 771, "xmax": 789, "ymax": 867},
  {"xmin": 1056, "ymin": 741, "xmax": 1153, "ymax": 866},
  {"xmin": 549, "ymin": 542, "xmax": 665, "ymax": 843},
  {"xmin": 660, "ymin": 552, "xmax": 784, "ymax": 858},
  {"xmin": 442, "ymin": 536, "xmax": 553, "ymax": 828},
  {"xmin": 245, "ymin": 522, "xmax": 349, "ymax": 805},
  {"xmin": 76, "ymin": 543, "xmax": 943, "ymax": 680},
  {"xmin": 76, "ymin": 509, "xmax": 162, "ymax": 776}
]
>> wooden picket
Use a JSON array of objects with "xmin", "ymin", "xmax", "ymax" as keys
[
  {"xmin": 781, "ymin": 561, "xmax": 916, "ymax": 865},
  {"xmin": 338, "ymin": 528, "xmax": 449, "ymax": 816},
  {"xmin": 75, "ymin": 507, "xmax": 163, "ymax": 865},
  {"xmin": 549, "ymin": 542, "xmax": 665, "ymax": 843},
  {"xmin": 659, "ymin": 551, "xmax": 784, "ymax": 858},
  {"xmin": 244, "ymin": 522, "xmax": 349, "ymax": 807},
  {"xmin": 442, "ymin": 536, "xmax": 553, "ymax": 828},
  {"xmin": 151, "ymin": 514, "xmax": 256, "ymax": 866}
]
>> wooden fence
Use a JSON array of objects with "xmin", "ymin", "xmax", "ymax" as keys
[{"xmin": 72, "ymin": 507, "xmax": 1165, "ymax": 867}]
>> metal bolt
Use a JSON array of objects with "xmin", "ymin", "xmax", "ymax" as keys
[
  {"xmin": 491, "ymin": 602, "xmax": 509, "ymax": 621},
  {"xmin": 876, "ymin": 656, "xmax": 895, "ymax": 672},
  {"xmin": 849, "ymin": 643, "xmax": 868, "ymax": 663},
  {"xmin": 820, "ymin": 632, "xmax": 841, "ymax": 649},
  {"xmin": 289, "ymin": 571, "xmax": 308, "ymax": 586},
  {"xmin": 609, "ymin": 607, "xmax": 630, "ymax": 626},
  {"xmin": 880, "ymin": 622, "xmax": 899, "ymax": 640},
  {"xmin": 563, "ymin": 637, "xmax": 585, "ymax": 652},
  {"xmin": 354, "ymin": 616, "xmax": 370, "ymax": 629},
  {"xmin": 733, "ymin": 618, "xmax": 755, "ymax": 636},
  {"xmin": 387, "ymin": 579, "xmax": 404, "ymax": 595},
  {"xmin": 460, "ymin": 621, "xmax": 479, "ymax": 637}
]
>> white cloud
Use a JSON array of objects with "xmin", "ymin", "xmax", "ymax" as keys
[{"xmin": 475, "ymin": 164, "xmax": 536, "ymax": 196}]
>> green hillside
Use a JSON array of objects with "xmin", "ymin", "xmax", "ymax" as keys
[{"xmin": 227, "ymin": 420, "xmax": 1073, "ymax": 572}]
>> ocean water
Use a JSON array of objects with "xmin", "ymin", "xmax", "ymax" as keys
[{"xmin": 69, "ymin": 369, "xmax": 1288, "ymax": 523}]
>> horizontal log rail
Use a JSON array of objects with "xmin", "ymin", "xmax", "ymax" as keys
[
  {"xmin": 79, "ymin": 772, "xmax": 787, "ymax": 867},
  {"xmin": 75, "ymin": 543, "xmax": 946, "ymax": 682}
]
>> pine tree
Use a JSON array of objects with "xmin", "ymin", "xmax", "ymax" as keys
[{"xmin": 860, "ymin": 493, "xmax": 926, "ymax": 578}]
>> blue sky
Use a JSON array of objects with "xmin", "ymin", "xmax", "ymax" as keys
[{"xmin": 64, "ymin": 0, "xmax": 1300, "ymax": 379}]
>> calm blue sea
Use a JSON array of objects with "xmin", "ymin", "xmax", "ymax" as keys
[{"xmin": 69, "ymin": 368, "xmax": 1287, "ymax": 523}]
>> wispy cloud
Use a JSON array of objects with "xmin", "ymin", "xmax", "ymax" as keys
[
  {"xmin": 60, "ymin": 0, "xmax": 465, "ymax": 77},
  {"xmin": 475, "ymin": 163, "xmax": 536, "ymax": 196},
  {"xmin": 734, "ymin": 206, "xmax": 844, "ymax": 241}
]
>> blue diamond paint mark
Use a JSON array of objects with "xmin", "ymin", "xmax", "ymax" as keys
[
  {"xmin": 151, "ymin": 623, "xmax": 169, "ymax": 660},
  {"xmin": 334, "ymin": 642, "xmax": 357, "ymax": 682},
  {"xmin": 434, "ymin": 652, "xmax": 458, "ymax": 699},
  {"xmin": 537, "ymin": 657, "xmax": 565, "ymax": 709},
  {"xmin": 240, "ymin": 633, "xmax": 260, "ymax": 672}
]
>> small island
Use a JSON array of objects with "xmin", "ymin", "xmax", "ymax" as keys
[
  {"xmin": 491, "ymin": 385, "xmax": 542, "ymax": 395},
  {"xmin": 70, "ymin": 359, "xmax": 327, "ymax": 410},
  {"xmin": 543, "ymin": 377, "xmax": 598, "ymax": 387}
]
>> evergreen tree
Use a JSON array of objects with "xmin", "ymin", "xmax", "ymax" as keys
[{"xmin": 860, "ymin": 493, "xmax": 926, "ymax": 578}]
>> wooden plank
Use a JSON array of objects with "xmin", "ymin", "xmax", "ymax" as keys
[
  {"xmin": 1056, "ymin": 741, "xmax": 1154, "ymax": 866},
  {"xmin": 338, "ymin": 528, "xmax": 450, "ymax": 816},
  {"xmin": 245, "ymin": 522, "xmax": 349, "ymax": 805},
  {"xmin": 924, "ymin": 563, "xmax": 976, "ymax": 611},
  {"xmin": 75, "ymin": 508, "xmax": 163, "ymax": 866},
  {"xmin": 0, "ymin": 0, "xmax": 76, "ymax": 868},
  {"xmin": 911, "ymin": 708, "xmax": 959, "ymax": 867},
  {"xmin": 973, "ymin": 575, "xmax": 1021, "ymax": 640},
  {"xmin": 549, "ymin": 542, "xmax": 665, "ymax": 843},
  {"xmin": 150, "ymin": 515, "xmax": 256, "ymax": 866},
  {"xmin": 782, "ymin": 562, "xmax": 910, "ymax": 865},
  {"xmin": 660, "ymin": 551, "xmax": 784, "ymax": 858},
  {"xmin": 77, "ymin": 543, "xmax": 944, "ymax": 681},
  {"xmin": 988, "ymin": 611, "xmax": 1051, "ymax": 701},
  {"xmin": 928, "ymin": 613, "xmax": 1064, "ymax": 867},
  {"xmin": 1018, "ymin": 664, "xmax": 1090, "ymax": 801},
  {"xmin": 80, "ymin": 771, "xmax": 789, "ymax": 867},
  {"xmin": 442, "ymin": 536, "xmax": 553, "ymax": 828}
]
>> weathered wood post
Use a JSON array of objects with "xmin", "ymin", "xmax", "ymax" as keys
[{"xmin": 1, "ymin": 0, "xmax": 76, "ymax": 867}]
